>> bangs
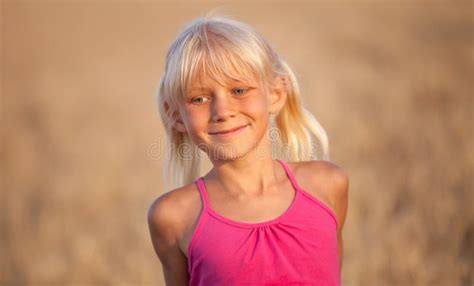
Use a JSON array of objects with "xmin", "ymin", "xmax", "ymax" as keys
[{"xmin": 178, "ymin": 27, "xmax": 269, "ymax": 99}]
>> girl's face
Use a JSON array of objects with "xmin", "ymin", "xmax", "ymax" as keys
[{"xmin": 174, "ymin": 72, "xmax": 286, "ymax": 161}]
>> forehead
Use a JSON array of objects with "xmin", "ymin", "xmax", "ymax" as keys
[{"xmin": 187, "ymin": 71, "xmax": 258, "ymax": 91}]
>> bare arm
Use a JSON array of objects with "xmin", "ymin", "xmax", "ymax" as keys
[
  {"xmin": 308, "ymin": 160, "xmax": 349, "ymax": 271},
  {"xmin": 338, "ymin": 227, "xmax": 345, "ymax": 270},
  {"xmin": 147, "ymin": 194, "xmax": 190, "ymax": 286},
  {"xmin": 330, "ymin": 166, "xmax": 349, "ymax": 271}
]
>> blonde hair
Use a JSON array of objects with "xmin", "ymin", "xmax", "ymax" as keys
[{"xmin": 156, "ymin": 15, "xmax": 330, "ymax": 190}]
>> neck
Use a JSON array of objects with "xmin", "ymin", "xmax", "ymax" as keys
[{"xmin": 204, "ymin": 136, "xmax": 282, "ymax": 198}]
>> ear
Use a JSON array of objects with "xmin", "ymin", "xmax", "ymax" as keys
[
  {"xmin": 268, "ymin": 76, "xmax": 288, "ymax": 115},
  {"xmin": 164, "ymin": 101, "xmax": 187, "ymax": 133}
]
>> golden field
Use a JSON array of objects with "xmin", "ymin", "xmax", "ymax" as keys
[{"xmin": 1, "ymin": 1, "xmax": 472, "ymax": 285}]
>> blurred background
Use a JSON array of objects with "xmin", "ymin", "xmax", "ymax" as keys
[{"xmin": 2, "ymin": 1, "xmax": 473, "ymax": 285}]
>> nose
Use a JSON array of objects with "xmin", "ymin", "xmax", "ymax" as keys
[{"xmin": 210, "ymin": 93, "xmax": 235, "ymax": 122}]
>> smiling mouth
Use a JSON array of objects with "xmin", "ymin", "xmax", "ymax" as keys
[{"xmin": 209, "ymin": 124, "xmax": 248, "ymax": 135}]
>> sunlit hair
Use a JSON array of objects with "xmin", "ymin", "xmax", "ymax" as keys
[{"xmin": 157, "ymin": 14, "xmax": 330, "ymax": 190}]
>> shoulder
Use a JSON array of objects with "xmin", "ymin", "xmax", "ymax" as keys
[
  {"xmin": 147, "ymin": 184, "xmax": 198, "ymax": 284},
  {"xmin": 293, "ymin": 160, "xmax": 349, "ymax": 200},
  {"xmin": 290, "ymin": 160, "xmax": 349, "ymax": 230},
  {"xmin": 147, "ymin": 183, "xmax": 200, "ymax": 250},
  {"xmin": 147, "ymin": 189, "xmax": 182, "ymax": 250}
]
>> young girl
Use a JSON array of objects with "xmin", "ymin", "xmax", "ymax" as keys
[{"xmin": 147, "ymin": 14, "xmax": 349, "ymax": 286}]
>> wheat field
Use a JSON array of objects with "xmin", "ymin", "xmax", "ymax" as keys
[{"xmin": 1, "ymin": 1, "xmax": 473, "ymax": 285}]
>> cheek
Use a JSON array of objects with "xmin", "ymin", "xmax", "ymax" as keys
[
  {"xmin": 242, "ymin": 96, "xmax": 269, "ymax": 120},
  {"xmin": 241, "ymin": 98, "xmax": 270, "ymax": 136},
  {"xmin": 182, "ymin": 108, "xmax": 207, "ymax": 131}
]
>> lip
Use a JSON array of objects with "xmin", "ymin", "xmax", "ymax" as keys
[{"xmin": 209, "ymin": 124, "xmax": 248, "ymax": 137}]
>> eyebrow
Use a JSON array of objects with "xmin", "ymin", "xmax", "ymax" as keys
[
  {"xmin": 189, "ymin": 80, "xmax": 254, "ymax": 91},
  {"xmin": 188, "ymin": 87, "xmax": 211, "ymax": 92}
]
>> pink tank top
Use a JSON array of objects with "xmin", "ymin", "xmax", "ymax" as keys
[{"xmin": 188, "ymin": 159, "xmax": 340, "ymax": 285}]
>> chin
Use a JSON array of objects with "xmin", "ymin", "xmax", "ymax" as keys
[{"xmin": 205, "ymin": 142, "xmax": 256, "ymax": 161}]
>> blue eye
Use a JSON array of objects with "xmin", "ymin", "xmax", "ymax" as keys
[
  {"xmin": 191, "ymin": 96, "xmax": 209, "ymax": 104},
  {"xmin": 233, "ymin": 87, "xmax": 247, "ymax": 96}
]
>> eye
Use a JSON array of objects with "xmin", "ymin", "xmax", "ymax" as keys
[
  {"xmin": 191, "ymin": 96, "xmax": 209, "ymax": 104},
  {"xmin": 232, "ymin": 87, "xmax": 248, "ymax": 96}
]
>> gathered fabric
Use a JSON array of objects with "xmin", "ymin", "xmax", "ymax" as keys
[{"xmin": 188, "ymin": 159, "xmax": 340, "ymax": 286}]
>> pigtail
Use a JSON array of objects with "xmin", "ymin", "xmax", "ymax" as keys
[
  {"xmin": 163, "ymin": 131, "xmax": 201, "ymax": 191},
  {"xmin": 157, "ymin": 75, "xmax": 201, "ymax": 191},
  {"xmin": 273, "ymin": 60, "xmax": 330, "ymax": 162}
]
